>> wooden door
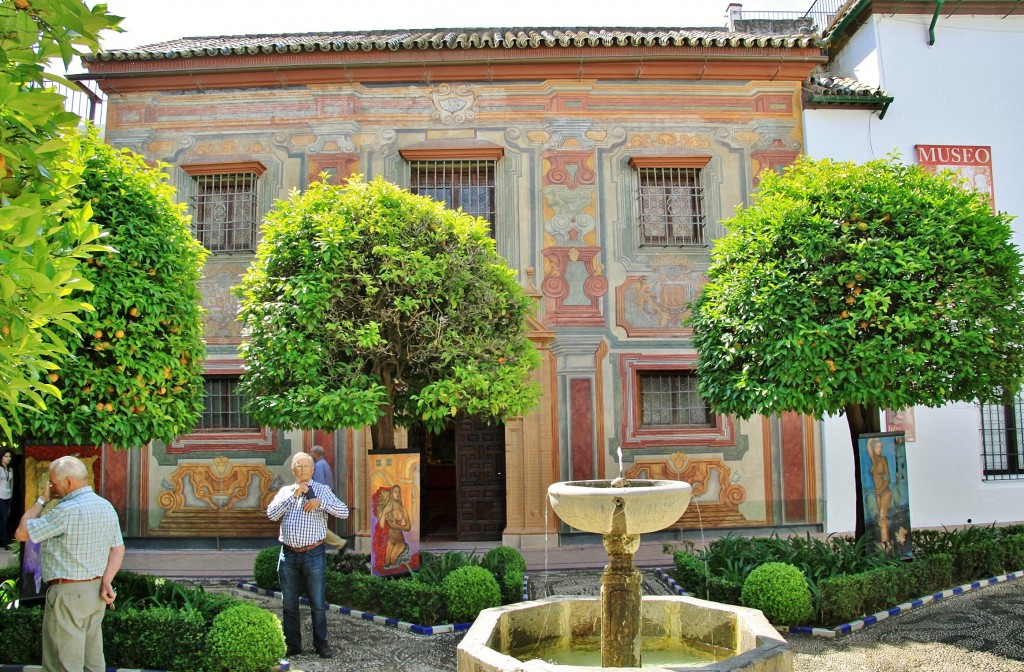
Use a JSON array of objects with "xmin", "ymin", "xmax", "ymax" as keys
[{"xmin": 456, "ymin": 416, "xmax": 506, "ymax": 541}]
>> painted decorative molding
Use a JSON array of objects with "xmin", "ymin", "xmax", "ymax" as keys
[
  {"xmin": 156, "ymin": 457, "xmax": 279, "ymax": 536},
  {"xmin": 430, "ymin": 84, "xmax": 476, "ymax": 124},
  {"xmin": 543, "ymin": 118, "xmax": 595, "ymax": 149},
  {"xmin": 615, "ymin": 256, "xmax": 704, "ymax": 337},
  {"xmin": 543, "ymin": 151, "xmax": 596, "ymax": 190},
  {"xmin": 544, "ymin": 186, "xmax": 596, "ymax": 244},
  {"xmin": 541, "ymin": 246, "xmax": 607, "ymax": 326},
  {"xmin": 625, "ymin": 451, "xmax": 747, "ymax": 528}
]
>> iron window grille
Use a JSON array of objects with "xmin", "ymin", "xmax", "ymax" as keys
[
  {"xmin": 639, "ymin": 371, "xmax": 712, "ymax": 428},
  {"xmin": 979, "ymin": 395, "xmax": 1024, "ymax": 480},
  {"xmin": 198, "ymin": 377, "xmax": 257, "ymax": 431},
  {"xmin": 636, "ymin": 166, "xmax": 706, "ymax": 246},
  {"xmin": 408, "ymin": 160, "xmax": 496, "ymax": 234},
  {"xmin": 190, "ymin": 172, "xmax": 259, "ymax": 253}
]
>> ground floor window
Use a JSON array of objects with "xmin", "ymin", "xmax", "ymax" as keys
[{"xmin": 980, "ymin": 395, "xmax": 1024, "ymax": 480}]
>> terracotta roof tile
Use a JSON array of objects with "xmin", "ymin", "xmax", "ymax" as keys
[
  {"xmin": 89, "ymin": 27, "xmax": 821, "ymax": 61},
  {"xmin": 805, "ymin": 73, "xmax": 889, "ymax": 100}
]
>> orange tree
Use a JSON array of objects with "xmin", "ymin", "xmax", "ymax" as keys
[
  {"xmin": 688, "ymin": 155, "xmax": 1024, "ymax": 539},
  {"xmin": 235, "ymin": 176, "xmax": 541, "ymax": 450},
  {"xmin": 20, "ymin": 132, "xmax": 208, "ymax": 448},
  {"xmin": 0, "ymin": 0, "xmax": 121, "ymax": 440}
]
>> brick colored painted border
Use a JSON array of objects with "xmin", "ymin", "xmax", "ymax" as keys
[{"xmin": 653, "ymin": 567, "xmax": 1024, "ymax": 639}]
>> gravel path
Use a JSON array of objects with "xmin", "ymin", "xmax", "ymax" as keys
[{"xmin": 212, "ymin": 570, "xmax": 1024, "ymax": 671}]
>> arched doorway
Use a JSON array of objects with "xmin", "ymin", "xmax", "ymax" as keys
[{"xmin": 411, "ymin": 415, "xmax": 506, "ymax": 541}]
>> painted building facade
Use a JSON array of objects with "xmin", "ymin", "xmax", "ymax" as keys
[
  {"xmin": 81, "ymin": 26, "xmax": 829, "ymax": 550},
  {"xmin": 801, "ymin": 0, "xmax": 1024, "ymax": 533}
]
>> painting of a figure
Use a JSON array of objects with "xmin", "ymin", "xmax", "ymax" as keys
[
  {"xmin": 368, "ymin": 452, "xmax": 420, "ymax": 576},
  {"xmin": 858, "ymin": 432, "xmax": 912, "ymax": 558}
]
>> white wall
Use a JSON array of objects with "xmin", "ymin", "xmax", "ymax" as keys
[{"xmin": 806, "ymin": 13, "xmax": 1024, "ymax": 533}]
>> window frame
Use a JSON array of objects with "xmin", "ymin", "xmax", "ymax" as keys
[
  {"xmin": 400, "ymin": 147, "xmax": 503, "ymax": 236},
  {"xmin": 628, "ymin": 156, "xmax": 711, "ymax": 248},
  {"xmin": 979, "ymin": 396, "xmax": 1024, "ymax": 480},
  {"xmin": 195, "ymin": 375, "xmax": 258, "ymax": 433},
  {"xmin": 182, "ymin": 161, "xmax": 266, "ymax": 254},
  {"xmin": 619, "ymin": 353, "xmax": 734, "ymax": 450},
  {"xmin": 638, "ymin": 370, "xmax": 714, "ymax": 429}
]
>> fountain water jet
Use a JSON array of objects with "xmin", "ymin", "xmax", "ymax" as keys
[{"xmin": 457, "ymin": 476, "xmax": 793, "ymax": 671}]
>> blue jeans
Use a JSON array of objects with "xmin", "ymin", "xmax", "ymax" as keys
[{"xmin": 278, "ymin": 544, "xmax": 329, "ymax": 653}]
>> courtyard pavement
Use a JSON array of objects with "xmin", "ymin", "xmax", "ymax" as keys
[{"xmin": 2, "ymin": 542, "xmax": 1024, "ymax": 671}]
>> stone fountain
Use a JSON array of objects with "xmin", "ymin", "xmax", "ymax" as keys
[{"xmin": 457, "ymin": 476, "xmax": 793, "ymax": 671}]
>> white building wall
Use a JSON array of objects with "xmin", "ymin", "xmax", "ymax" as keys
[{"xmin": 805, "ymin": 13, "xmax": 1024, "ymax": 533}]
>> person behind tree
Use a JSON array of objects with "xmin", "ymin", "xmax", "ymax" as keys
[{"xmin": 307, "ymin": 445, "xmax": 345, "ymax": 550}]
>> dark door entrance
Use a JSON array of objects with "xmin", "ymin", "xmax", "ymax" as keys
[
  {"xmin": 412, "ymin": 416, "xmax": 506, "ymax": 541},
  {"xmin": 455, "ymin": 416, "xmax": 506, "ymax": 541}
]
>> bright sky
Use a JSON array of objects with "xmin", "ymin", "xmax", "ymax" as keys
[{"xmin": 97, "ymin": 0, "xmax": 816, "ymax": 50}]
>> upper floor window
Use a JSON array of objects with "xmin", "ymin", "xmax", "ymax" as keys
[
  {"xmin": 629, "ymin": 156, "xmax": 710, "ymax": 247},
  {"xmin": 980, "ymin": 395, "xmax": 1024, "ymax": 480},
  {"xmin": 401, "ymin": 147, "xmax": 503, "ymax": 236},
  {"xmin": 198, "ymin": 376, "xmax": 257, "ymax": 431},
  {"xmin": 639, "ymin": 370, "xmax": 712, "ymax": 428},
  {"xmin": 182, "ymin": 161, "xmax": 265, "ymax": 253}
]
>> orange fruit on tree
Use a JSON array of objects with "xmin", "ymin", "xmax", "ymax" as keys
[
  {"xmin": 104, "ymin": 402, "xmax": 114, "ymax": 412},
  {"xmin": 47, "ymin": 372, "xmax": 59, "ymax": 382}
]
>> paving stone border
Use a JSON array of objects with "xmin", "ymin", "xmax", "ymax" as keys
[{"xmin": 653, "ymin": 566, "xmax": 1024, "ymax": 639}]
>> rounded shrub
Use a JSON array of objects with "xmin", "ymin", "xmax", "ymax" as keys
[
  {"xmin": 740, "ymin": 562, "xmax": 813, "ymax": 625},
  {"xmin": 206, "ymin": 602, "xmax": 286, "ymax": 672},
  {"xmin": 441, "ymin": 565, "xmax": 501, "ymax": 623},
  {"xmin": 481, "ymin": 546, "xmax": 527, "ymax": 604},
  {"xmin": 253, "ymin": 545, "xmax": 281, "ymax": 590}
]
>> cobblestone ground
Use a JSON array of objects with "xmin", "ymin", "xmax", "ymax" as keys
[{"xmin": 213, "ymin": 570, "xmax": 1024, "ymax": 672}]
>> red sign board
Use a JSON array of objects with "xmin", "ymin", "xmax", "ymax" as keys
[{"xmin": 915, "ymin": 144, "xmax": 995, "ymax": 212}]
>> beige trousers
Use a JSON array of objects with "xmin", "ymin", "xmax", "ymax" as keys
[
  {"xmin": 43, "ymin": 579, "xmax": 106, "ymax": 672},
  {"xmin": 325, "ymin": 529, "xmax": 346, "ymax": 549}
]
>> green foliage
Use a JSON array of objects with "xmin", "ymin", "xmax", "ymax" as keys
[
  {"xmin": 689, "ymin": 155, "xmax": 1024, "ymax": 421},
  {"xmin": 20, "ymin": 132, "xmax": 208, "ymax": 448},
  {"xmin": 0, "ymin": 0, "xmax": 121, "ymax": 441},
  {"xmin": 103, "ymin": 606, "xmax": 207, "ymax": 671},
  {"xmin": 480, "ymin": 546, "xmax": 526, "ymax": 604},
  {"xmin": 206, "ymin": 602, "xmax": 286, "ymax": 672},
  {"xmin": 329, "ymin": 551, "xmax": 371, "ymax": 575},
  {"xmin": 672, "ymin": 551, "xmax": 743, "ymax": 604},
  {"xmin": 0, "ymin": 605, "xmax": 42, "ymax": 663},
  {"xmin": 376, "ymin": 577, "xmax": 446, "ymax": 624},
  {"xmin": 441, "ymin": 565, "xmax": 501, "ymax": 623},
  {"xmin": 740, "ymin": 562, "xmax": 813, "ymax": 626},
  {"xmin": 253, "ymin": 545, "xmax": 281, "ymax": 590},
  {"xmin": 235, "ymin": 176, "xmax": 541, "ymax": 448},
  {"xmin": 0, "ymin": 578, "xmax": 16, "ymax": 609},
  {"xmin": 414, "ymin": 549, "xmax": 480, "ymax": 585}
]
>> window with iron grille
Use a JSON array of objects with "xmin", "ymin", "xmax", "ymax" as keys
[
  {"xmin": 198, "ymin": 377, "xmax": 257, "ymax": 431},
  {"xmin": 979, "ymin": 395, "xmax": 1024, "ymax": 480},
  {"xmin": 635, "ymin": 166, "xmax": 707, "ymax": 246},
  {"xmin": 189, "ymin": 172, "xmax": 259, "ymax": 253},
  {"xmin": 639, "ymin": 371, "xmax": 712, "ymax": 428},
  {"xmin": 408, "ymin": 160, "xmax": 496, "ymax": 233}
]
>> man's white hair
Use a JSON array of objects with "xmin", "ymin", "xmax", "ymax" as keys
[{"xmin": 50, "ymin": 455, "xmax": 88, "ymax": 482}]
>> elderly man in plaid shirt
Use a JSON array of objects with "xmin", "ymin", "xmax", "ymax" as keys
[
  {"xmin": 16, "ymin": 455, "xmax": 124, "ymax": 672},
  {"xmin": 268, "ymin": 452, "xmax": 350, "ymax": 659}
]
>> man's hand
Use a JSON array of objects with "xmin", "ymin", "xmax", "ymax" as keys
[
  {"xmin": 303, "ymin": 497, "xmax": 321, "ymax": 513},
  {"xmin": 42, "ymin": 481, "xmax": 53, "ymax": 503},
  {"xmin": 100, "ymin": 580, "xmax": 117, "ymax": 608},
  {"xmin": 294, "ymin": 483, "xmax": 309, "ymax": 498}
]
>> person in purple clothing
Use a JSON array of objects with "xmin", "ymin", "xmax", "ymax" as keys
[{"xmin": 268, "ymin": 452, "xmax": 349, "ymax": 659}]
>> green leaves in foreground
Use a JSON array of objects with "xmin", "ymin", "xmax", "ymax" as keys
[
  {"xmin": 236, "ymin": 176, "xmax": 541, "ymax": 444},
  {"xmin": 688, "ymin": 154, "xmax": 1024, "ymax": 419}
]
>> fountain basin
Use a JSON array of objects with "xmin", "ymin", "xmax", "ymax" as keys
[
  {"xmin": 457, "ymin": 595, "xmax": 792, "ymax": 671},
  {"xmin": 547, "ymin": 480, "xmax": 692, "ymax": 535}
]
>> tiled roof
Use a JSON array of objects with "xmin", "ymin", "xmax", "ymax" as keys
[
  {"xmin": 804, "ymin": 73, "xmax": 890, "ymax": 101},
  {"xmin": 89, "ymin": 27, "xmax": 820, "ymax": 61}
]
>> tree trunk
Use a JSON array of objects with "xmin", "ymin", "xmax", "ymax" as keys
[
  {"xmin": 844, "ymin": 403, "xmax": 881, "ymax": 541},
  {"xmin": 370, "ymin": 368, "xmax": 397, "ymax": 451}
]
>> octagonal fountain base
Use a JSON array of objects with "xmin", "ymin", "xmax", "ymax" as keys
[{"xmin": 457, "ymin": 595, "xmax": 792, "ymax": 672}]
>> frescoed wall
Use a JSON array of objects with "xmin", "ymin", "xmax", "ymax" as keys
[{"xmin": 86, "ymin": 30, "xmax": 826, "ymax": 547}]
